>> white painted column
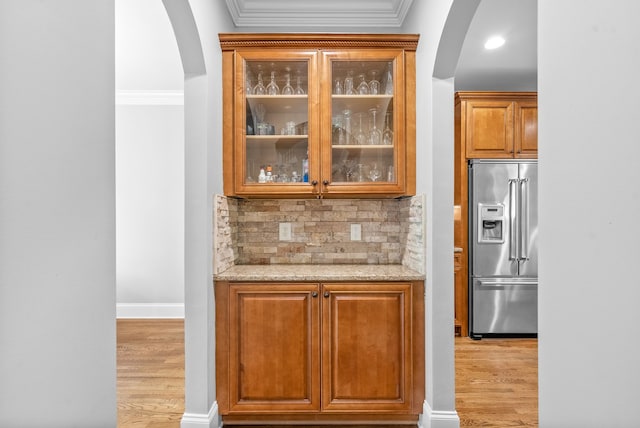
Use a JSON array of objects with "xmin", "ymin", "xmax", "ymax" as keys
[{"xmin": 0, "ymin": 1, "xmax": 116, "ymax": 425}]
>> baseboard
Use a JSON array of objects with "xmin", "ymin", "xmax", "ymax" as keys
[
  {"xmin": 116, "ymin": 303, "xmax": 184, "ymax": 319},
  {"xmin": 419, "ymin": 400, "xmax": 460, "ymax": 428},
  {"xmin": 181, "ymin": 402, "xmax": 219, "ymax": 428}
]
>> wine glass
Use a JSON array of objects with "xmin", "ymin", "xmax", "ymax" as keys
[
  {"xmin": 368, "ymin": 107, "xmax": 382, "ymax": 145},
  {"xmin": 294, "ymin": 72, "xmax": 305, "ymax": 95},
  {"xmin": 356, "ymin": 73, "xmax": 370, "ymax": 95},
  {"xmin": 344, "ymin": 71, "xmax": 355, "ymax": 95},
  {"xmin": 369, "ymin": 70, "xmax": 380, "ymax": 95},
  {"xmin": 383, "ymin": 62, "xmax": 394, "ymax": 95},
  {"xmin": 266, "ymin": 70, "xmax": 279, "ymax": 95},
  {"xmin": 369, "ymin": 163, "xmax": 381, "ymax": 182},
  {"xmin": 382, "ymin": 111, "xmax": 394, "ymax": 145},
  {"xmin": 253, "ymin": 69, "xmax": 266, "ymax": 95},
  {"xmin": 342, "ymin": 158, "xmax": 356, "ymax": 182},
  {"xmin": 245, "ymin": 71, "xmax": 253, "ymax": 95},
  {"xmin": 354, "ymin": 112, "xmax": 368, "ymax": 145},
  {"xmin": 281, "ymin": 72, "xmax": 294, "ymax": 95}
]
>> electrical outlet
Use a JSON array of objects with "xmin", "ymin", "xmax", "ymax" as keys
[
  {"xmin": 350, "ymin": 223, "xmax": 361, "ymax": 241},
  {"xmin": 279, "ymin": 222, "xmax": 292, "ymax": 241}
]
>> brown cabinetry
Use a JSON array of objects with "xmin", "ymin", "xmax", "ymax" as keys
[
  {"xmin": 219, "ymin": 33, "xmax": 418, "ymax": 198},
  {"xmin": 215, "ymin": 280, "xmax": 424, "ymax": 424},
  {"xmin": 454, "ymin": 251, "xmax": 465, "ymax": 337},
  {"xmin": 457, "ymin": 92, "xmax": 537, "ymax": 159}
]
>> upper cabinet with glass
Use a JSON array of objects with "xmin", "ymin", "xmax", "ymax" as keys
[{"xmin": 220, "ymin": 33, "xmax": 419, "ymax": 198}]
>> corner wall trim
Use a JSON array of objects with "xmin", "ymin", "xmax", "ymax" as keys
[
  {"xmin": 419, "ymin": 400, "xmax": 460, "ymax": 428},
  {"xmin": 116, "ymin": 303, "xmax": 185, "ymax": 319},
  {"xmin": 181, "ymin": 402, "xmax": 219, "ymax": 428}
]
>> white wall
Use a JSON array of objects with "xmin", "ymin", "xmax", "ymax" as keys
[
  {"xmin": 116, "ymin": 0, "xmax": 185, "ymax": 317},
  {"xmin": 115, "ymin": 103, "xmax": 184, "ymax": 317},
  {"xmin": 0, "ymin": 1, "xmax": 116, "ymax": 426},
  {"xmin": 538, "ymin": 1, "xmax": 640, "ymax": 426}
]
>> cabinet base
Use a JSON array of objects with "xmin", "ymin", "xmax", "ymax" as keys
[{"xmin": 222, "ymin": 414, "xmax": 420, "ymax": 426}]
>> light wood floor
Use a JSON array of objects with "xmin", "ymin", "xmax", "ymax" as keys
[{"xmin": 117, "ymin": 320, "xmax": 537, "ymax": 427}]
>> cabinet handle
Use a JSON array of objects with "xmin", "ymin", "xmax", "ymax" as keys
[
  {"xmin": 312, "ymin": 291, "xmax": 318, "ymax": 298},
  {"xmin": 311, "ymin": 180, "xmax": 318, "ymax": 186},
  {"xmin": 323, "ymin": 291, "xmax": 330, "ymax": 298},
  {"xmin": 323, "ymin": 179, "xmax": 330, "ymax": 186}
]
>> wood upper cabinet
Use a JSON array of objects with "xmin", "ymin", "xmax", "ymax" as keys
[
  {"xmin": 219, "ymin": 33, "xmax": 418, "ymax": 198},
  {"xmin": 457, "ymin": 92, "xmax": 538, "ymax": 159},
  {"xmin": 215, "ymin": 280, "xmax": 424, "ymax": 423},
  {"xmin": 515, "ymin": 100, "xmax": 538, "ymax": 158}
]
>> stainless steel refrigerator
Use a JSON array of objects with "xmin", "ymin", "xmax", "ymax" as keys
[{"xmin": 468, "ymin": 159, "xmax": 538, "ymax": 339}]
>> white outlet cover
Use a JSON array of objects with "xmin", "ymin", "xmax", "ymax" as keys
[
  {"xmin": 279, "ymin": 222, "xmax": 292, "ymax": 241},
  {"xmin": 350, "ymin": 223, "xmax": 362, "ymax": 241}
]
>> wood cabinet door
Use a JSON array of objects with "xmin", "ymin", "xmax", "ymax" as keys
[
  {"xmin": 515, "ymin": 100, "xmax": 538, "ymax": 158},
  {"xmin": 465, "ymin": 100, "xmax": 515, "ymax": 158},
  {"xmin": 321, "ymin": 282, "xmax": 412, "ymax": 412},
  {"xmin": 228, "ymin": 283, "xmax": 320, "ymax": 412}
]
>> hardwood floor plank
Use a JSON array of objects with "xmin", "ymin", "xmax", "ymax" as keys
[
  {"xmin": 117, "ymin": 321, "xmax": 538, "ymax": 427},
  {"xmin": 455, "ymin": 337, "xmax": 538, "ymax": 427},
  {"xmin": 117, "ymin": 319, "xmax": 185, "ymax": 428}
]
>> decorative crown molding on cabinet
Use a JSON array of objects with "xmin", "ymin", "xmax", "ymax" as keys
[{"xmin": 224, "ymin": 0, "xmax": 414, "ymax": 28}]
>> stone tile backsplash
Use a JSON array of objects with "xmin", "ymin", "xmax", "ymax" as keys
[{"xmin": 214, "ymin": 195, "xmax": 425, "ymax": 273}]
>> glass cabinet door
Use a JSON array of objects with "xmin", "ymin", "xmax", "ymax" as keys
[
  {"xmin": 321, "ymin": 50, "xmax": 406, "ymax": 195},
  {"xmin": 235, "ymin": 51, "xmax": 319, "ymax": 196}
]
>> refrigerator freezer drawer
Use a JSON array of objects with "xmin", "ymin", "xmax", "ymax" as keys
[{"xmin": 472, "ymin": 278, "xmax": 537, "ymax": 335}]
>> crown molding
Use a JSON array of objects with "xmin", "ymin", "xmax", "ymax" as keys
[{"xmin": 224, "ymin": 0, "xmax": 414, "ymax": 28}]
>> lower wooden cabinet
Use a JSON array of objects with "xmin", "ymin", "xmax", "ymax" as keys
[{"xmin": 215, "ymin": 280, "xmax": 424, "ymax": 425}]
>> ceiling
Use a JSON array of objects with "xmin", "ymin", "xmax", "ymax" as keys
[
  {"xmin": 454, "ymin": 0, "xmax": 537, "ymax": 90},
  {"xmin": 225, "ymin": 0, "xmax": 537, "ymax": 91}
]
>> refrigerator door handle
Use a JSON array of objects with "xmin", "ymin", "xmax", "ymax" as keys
[
  {"xmin": 476, "ymin": 279, "xmax": 538, "ymax": 289},
  {"xmin": 520, "ymin": 178, "xmax": 530, "ymax": 261},
  {"xmin": 508, "ymin": 178, "xmax": 519, "ymax": 261}
]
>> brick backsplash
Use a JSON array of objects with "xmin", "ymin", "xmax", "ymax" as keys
[{"xmin": 214, "ymin": 195, "xmax": 425, "ymax": 273}]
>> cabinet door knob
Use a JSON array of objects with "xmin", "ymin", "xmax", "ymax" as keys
[
  {"xmin": 311, "ymin": 180, "xmax": 318, "ymax": 186},
  {"xmin": 312, "ymin": 291, "xmax": 318, "ymax": 298},
  {"xmin": 323, "ymin": 291, "xmax": 330, "ymax": 298},
  {"xmin": 323, "ymin": 179, "xmax": 330, "ymax": 186}
]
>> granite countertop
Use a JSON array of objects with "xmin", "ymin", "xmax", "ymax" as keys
[{"xmin": 214, "ymin": 264, "xmax": 425, "ymax": 282}]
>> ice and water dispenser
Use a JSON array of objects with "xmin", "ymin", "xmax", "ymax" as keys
[{"xmin": 477, "ymin": 203, "xmax": 505, "ymax": 243}]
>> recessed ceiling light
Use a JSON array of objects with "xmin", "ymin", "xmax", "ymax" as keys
[{"xmin": 484, "ymin": 36, "xmax": 505, "ymax": 50}]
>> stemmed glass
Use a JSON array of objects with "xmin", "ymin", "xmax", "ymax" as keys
[
  {"xmin": 357, "ymin": 73, "xmax": 370, "ymax": 95},
  {"xmin": 344, "ymin": 71, "xmax": 355, "ymax": 95},
  {"xmin": 281, "ymin": 72, "xmax": 294, "ymax": 95},
  {"xmin": 354, "ymin": 112, "xmax": 368, "ymax": 145},
  {"xmin": 245, "ymin": 71, "xmax": 253, "ymax": 95},
  {"xmin": 369, "ymin": 70, "xmax": 380, "ymax": 95},
  {"xmin": 294, "ymin": 72, "xmax": 305, "ymax": 95},
  {"xmin": 382, "ymin": 111, "xmax": 394, "ymax": 145},
  {"xmin": 266, "ymin": 70, "xmax": 279, "ymax": 95},
  {"xmin": 369, "ymin": 163, "xmax": 381, "ymax": 182},
  {"xmin": 368, "ymin": 107, "xmax": 382, "ymax": 145},
  {"xmin": 383, "ymin": 62, "xmax": 394, "ymax": 95},
  {"xmin": 253, "ymin": 68, "xmax": 266, "ymax": 95}
]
